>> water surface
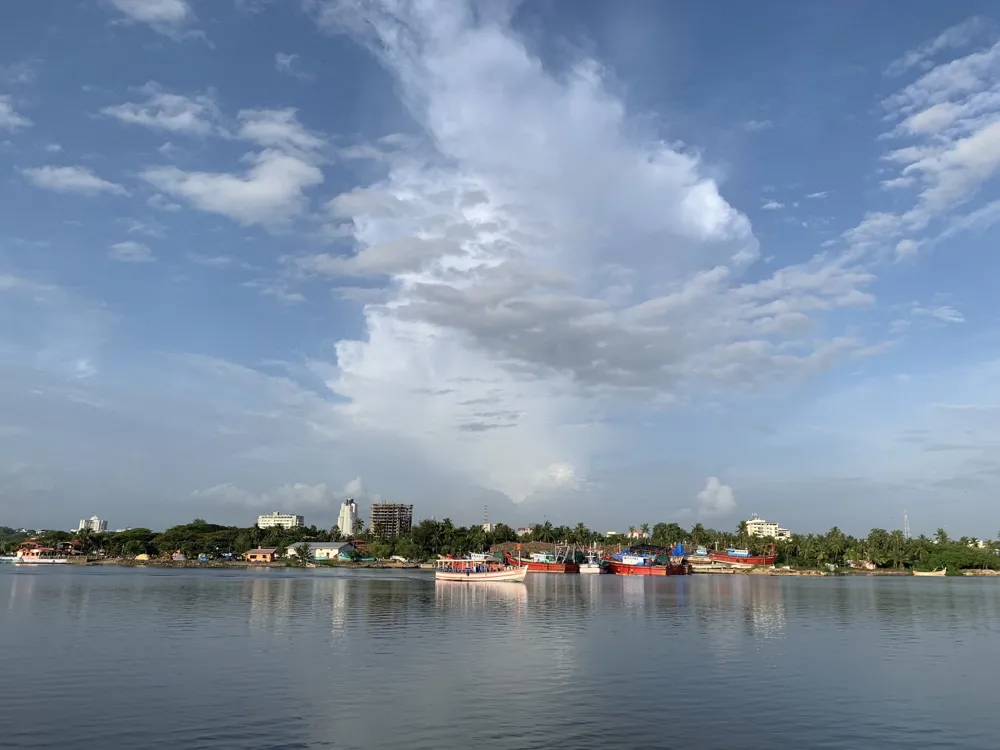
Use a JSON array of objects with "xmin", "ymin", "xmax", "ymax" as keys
[{"xmin": 2, "ymin": 567, "xmax": 997, "ymax": 749}]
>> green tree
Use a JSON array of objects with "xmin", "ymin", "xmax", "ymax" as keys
[{"xmin": 293, "ymin": 544, "xmax": 314, "ymax": 566}]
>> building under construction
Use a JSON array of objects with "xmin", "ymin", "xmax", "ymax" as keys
[{"xmin": 369, "ymin": 503, "xmax": 414, "ymax": 538}]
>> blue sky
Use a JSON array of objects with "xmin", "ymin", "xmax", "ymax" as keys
[{"xmin": 2, "ymin": 0, "xmax": 1000, "ymax": 536}]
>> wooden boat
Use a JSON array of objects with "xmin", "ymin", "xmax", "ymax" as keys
[
  {"xmin": 604, "ymin": 548, "xmax": 690, "ymax": 576},
  {"xmin": 436, "ymin": 553, "xmax": 529, "ymax": 583},
  {"xmin": 505, "ymin": 550, "xmax": 579, "ymax": 574},
  {"xmin": 912, "ymin": 568, "xmax": 947, "ymax": 577},
  {"xmin": 708, "ymin": 547, "xmax": 777, "ymax": 568}
]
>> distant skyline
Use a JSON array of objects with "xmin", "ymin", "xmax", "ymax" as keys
[{"xmin": 2, "ymin": 1, "xmax": 1000, "ymax": 536}]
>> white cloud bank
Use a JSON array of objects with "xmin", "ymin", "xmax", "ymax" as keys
[
  {"xmin": 293, "ymin": 0, "xmax": 880, "ymax": 503},
  {"xmin": 696, "ymin": 477, "xmax": 736, "ymax": 518},
  {"xmin": 22, "ymin": 165, "xmax": 127, "ymax": 196}
]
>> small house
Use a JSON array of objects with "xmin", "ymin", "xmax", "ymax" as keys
[
  {"xmin": 286, "ymin": 541, "xmax": 357, "ymax": 561},
  {"xmin": 245, "ymin": 548, "xmax": 278, "ymax": 563}
]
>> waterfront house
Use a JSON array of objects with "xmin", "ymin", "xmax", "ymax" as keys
[
  {"xmin": 286, "ymin": 541, "xmax": 356, "ymax": 561},
  {"xmin": 245, "ymin": 548, "xmax": 278, "ymax": 563}
]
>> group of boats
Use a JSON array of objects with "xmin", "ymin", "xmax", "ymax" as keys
[{"xmin": 434, "ymin": 544, "xmax": 780, "ymax": 582}]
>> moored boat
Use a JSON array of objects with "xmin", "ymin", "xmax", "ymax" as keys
[
  {"xmin": 13, "ymin": 546, "xmax": 69, "ymax": 565},
  {"xmin": 708, "ymin": 547, "xmax": 777, "ymax": 568},
  {"xmin": 912, "ymin": 568, "xmax": 947, "ymax": 577},
  {"xmin": 604, "ymin": 547, "xmax": 690, "ymax": 576},
  {"xmin": 579, "ymin": 551, "xmax": 606, "ymax": 574},
  {"xmin": 504, "ymin": 549, "xmax": 580, "ymax": 574},
  {"xmin": 436, "ymin": 553, "xmax": 529, "ymax": 583}
]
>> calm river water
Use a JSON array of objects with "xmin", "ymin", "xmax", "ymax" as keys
[{"xmin": 2, "ymin": 567, "xmax": 997, "ymax": 749}]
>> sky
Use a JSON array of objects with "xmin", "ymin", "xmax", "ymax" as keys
[{"xmin": 2, "ymin": 0, "xmax": 1000, "ymax": 536}]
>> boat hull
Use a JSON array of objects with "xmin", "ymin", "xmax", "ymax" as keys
[
  {"xmin": 605, "ymin": 560, "xmax": 689, "ymax": 576},
  {"xmin": 436, "ymin": 566, "xmax": 529, "ymax": 582},
  {"xmin": 708, "ymin": 552, "xmax": 777, "ymax": 567},
  {"xmin": 579, "ymin": 563, "xmax": 605, "ymax": 574},
  {"xmin": 913, "ymin": 569, "xmax": 946, "ymax": 577},
  {"xmin": 505, "ymin": 555, "xmax": 579, "ymax": 573},
  {"xmin": 14, "ymin": 559, "xmax": 69, "ymax": 565}
]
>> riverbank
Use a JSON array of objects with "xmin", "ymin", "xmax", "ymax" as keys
[{"xmin": 80, "ymin": 558, "xmax": 434, "ymax": 570}]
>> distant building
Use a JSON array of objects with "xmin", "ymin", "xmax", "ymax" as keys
[
  {"xmin": 288, "ymin": 541, "xmax": 356, "ymax": 561},
  {"xmin": 369, "ymin": 503, "xmax": 413, "ymax": 538},
  {"xmin": 482, "ymin": 523, "xmax": 495, "ymax": 533},
  {"xmin": 256, "ymin": 512, "xmax": 305, "ymax": 530},
  {"xmin": 746, "ymin": 514, "xmax": 790, "ymax": 539},
  {"xmin": 606, "ymin": 531, "xmax": 619, "ymax": 538},
  {"xmin": 628, "ymin": 529, "xmax": 650, "ymax": 540},
  {"xmin": 337, "ymin": 498, "xmax": 359, "ymax": 535},
  {"xmin": 516, "ymin": 526, "xmax": 534, "ymax": 537},
  {"xmin": 77, "ymin": 516, "xmax": 107, "ymax": 533},
  {"xmin": 245, "ymin": 548, "xmax": 279, "ymax": 563}
]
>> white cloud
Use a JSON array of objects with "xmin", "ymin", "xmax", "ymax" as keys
[
  {"xmin": 914, "ymin": 304, "xmax": 965, "ymax": 324},
  {"xmin": 236, "ymin": 108, "xmax": 325, "ymax": 155},
  {"xmin": 885, "ymin": 17, "xmax": 987, "ymax": 76},
  {"xmin": 296, "ymin": 0, "xmax": 881, "ymax": 503},
  {"xmin": 22, "ymin": 165, "xmax": 127, "ymax": 196},
  {"xmin": 44, "ymin": 143, "xmax": 62, "ymax": 153},
  {"xmin": 695, "ymin": 477, "xmax": 736, "ymax": 518},
  {"xmin": 761, "ymin": 200, "xmax": 784, "ymax": 210},
  {"xmin": 806, "ymin": 191, "xmax": 828, "ymax": 199},
  {"xmin": 846, "ymin": 34, "xmax": 1000, "ymax": 256},
  {"xmin": 109, "ymin": 241, "xmax": 155, "ymax": 263},
  {"xmin": 0, "ymin": 60, "xmax": 40, "ymax": 86},
  {"xmin": 102, "ymin": 82, "xmax": 221, "ymax": 135},
  {"xmin": 141, "ymin": 150, "xmax": 323, "ymax": 226},
  {"xmin": 147, "ymin": 193, "xmax": 182, "ymax": 211},
  {"xmin": 742, "ymin": 119, "xmax": 772, "ymax": 132},
  {"xmin": 274, "ymin": 52, "xmax": 312, "ymax": 80},
  {"xmin": 894, "ymin": 238, "xmax": 919, "ymax": 260},
  {"xmin": 108, "ymin": 0, "xmax": 199, "ymax": 40},
  {"xmin": 0, "ymin": 95, "xmax": 31, "ymax": 132}
]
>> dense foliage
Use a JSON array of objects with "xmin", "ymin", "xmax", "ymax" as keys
[{"xmin": 4, "ymin": 521, "xmax": 998, "ymax": 571}]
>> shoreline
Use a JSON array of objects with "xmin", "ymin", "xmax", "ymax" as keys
[{"xmin": 49, "ymin": 558, "xmax": 1000, "ymax": 576}]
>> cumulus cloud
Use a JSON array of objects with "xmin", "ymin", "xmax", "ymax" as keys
[
  {"xmin": 761, "ymin": 200, "xmax": 784, "ymax": 210},
  {"xmin": 885, "ymin": 16, "xmax": 988, "ymax": 76},
  {"xmin": 102, "ymin": 82, "xmax": 221, "ymax": 135},
  {"xmin": 0, "ymin": 95, "xmax": 31, "ymax": 132},
  {"xmin": 22, "ymin": 165, "xmax": 127, "ymax": 196},
  {"xmin": 293, "ymin": 0, "xmax": 880, "ymax": 503},
  {"xmin": 109, "ymin": 241, "xmax": 155, "ymax": 263},
  {"xmin": 695, "ymin": 477, "xmax": 736, "ymax": 518},
  {"xmin": 141, "ymin": 150, "xmax": 322, "ymax": 226},
  {"xmin": 236, "ymin": 108, "xmax": 325, "ymax": 155}
]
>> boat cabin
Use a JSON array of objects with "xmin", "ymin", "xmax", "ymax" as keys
[{"xmin": 436, "ymin": 554, "xmax": 507, "ymax": 573}]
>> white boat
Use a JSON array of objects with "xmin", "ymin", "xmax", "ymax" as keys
[
  {"xmin": 15, "ymin": 558, "xmax": 69, "ymax": 564},
  {"xmin": 579, "ymin": 552, "xmax": 605, "ymax": 574},
  {"xmin": 913, "ymin": 568, "xmax": 947, "ymax": 577},
  {"xmin": 435, "ymin": 553, "xmax": 529, "ymax": 582}
]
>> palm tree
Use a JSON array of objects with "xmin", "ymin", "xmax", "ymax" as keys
[
  {"xmin": 353, "ymin": 518, "xmax": 364, "ymax": 537},
  {"xmin": 293, "ymin": 544, "xmax": 314, "ymax": 566},
  {"xmin": 736, "ymin": 521, "xmax": 749, "ymax": 547},
  {"xmin": 628, "ymin": 526, "xmax": 636, "ymax": 540},
  {"xmin": 640, "ymin": 523, "xmax": 650, "ymax": 540},
  {"xmin": 935, "ymin": 527, "xmax": 949, "ymax": 545}
]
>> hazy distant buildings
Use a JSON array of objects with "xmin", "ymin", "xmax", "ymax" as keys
[
  {"xmin": 256, "ymin": 512, "xmax": 305, "ymax": 530},
  {"xmin": 369, "ymin": 503, "xmax": 413, "ymax": 538},
  {"xmin": 746, "ymin": 514, "xmax": 790, "ymax": 539},
  {"xmin": 77, "ymin": 516, "xmax": 107, "ymax": 533},
  {"xmin": 516, "ymin": 526, "xmax": 533, "ymax": 537},
  {"xmin": 337, "ymin": 498, "xmax": 359, "ymax": 535}
]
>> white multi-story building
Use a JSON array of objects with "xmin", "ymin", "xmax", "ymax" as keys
[
  {"xmin": 256, "ymin": 512, "xmax": 304, "ymax": 530},
  {"xmin": 746, "ymin": 514, "xmax": 790, "ymax": 539},
  {"xmin": 77, "ymin": 516, "xmax": 107, "ymax": 532},
  {"xmin": 337, "ymin": 499, "xmax": 359, "ymax": 535}
]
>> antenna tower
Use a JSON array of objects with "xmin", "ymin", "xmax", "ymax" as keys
[{"xmin": 903, "ymin": 510, "xmax": 911, "ymax": 540}]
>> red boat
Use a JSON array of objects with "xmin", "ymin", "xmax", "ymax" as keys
[
  {"xmin": 603, "ymin": 548, "xmax": 690, "ymax": 576},
  {"xmin": 504, "ymin": 551, "xmax": 580, "ymax": 574},
  {"xmin": 708, "ymin": 547, "xmax": 777, "ymax": 568}
]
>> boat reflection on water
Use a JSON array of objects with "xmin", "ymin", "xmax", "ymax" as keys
[{"xmin": 435, "ymin": 579, "xmax": 528, "ymax": 618}]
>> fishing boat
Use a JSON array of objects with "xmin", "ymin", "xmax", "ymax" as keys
[
  {"xmin": 436, "ymin": 553, "xmax": 529, "ymax": 583},
  {"xmin": 912, "ymin": 568, "xmax": 947, "ymax": 577},
  {"xmin": 708, "ymin": 546, "xmax": 777, "ymax": 568},
  {"xmin": 604, "ymin": 547, "xmax": 689, "ymax": 576},
  {"xmin": 13, "ymin": 546, "xmax": 69, "ymax": 565},
  {"xmin": 504, "ymin": 548, "xmax": 580, "ymax": 573},
  {"xmin": 579, "ymin": 551, "xmax": 605, "ymax": 574}
]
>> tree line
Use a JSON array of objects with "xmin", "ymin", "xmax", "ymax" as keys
[{"xmin": 3, "ymin": 520, "xmax": 999, "ymax": 571}]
